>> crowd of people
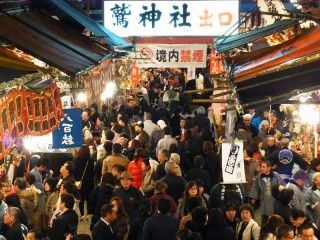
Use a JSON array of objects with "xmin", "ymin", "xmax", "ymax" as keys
[{"xmin": 0, "ymin": 69, "xmax": 319, "ymax": 240}]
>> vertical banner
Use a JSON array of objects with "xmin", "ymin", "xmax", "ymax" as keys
[
  {"xmin": 221, "ymin": 140, "xmax": 246, "ymax": 183},
  {"xmin": 131, "ymin": 61, "xmax": 140, "ymax": 84},
  {"xmin": 209, "ymin": 51, "xmax": 225, "ymax": 75},
  {"xmin": 52, "ymin": 109, "xmax": 83, "ymax": 149}
]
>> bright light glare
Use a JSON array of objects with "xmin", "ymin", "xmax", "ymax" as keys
[
  {"xmin": 299, "ymin": 105, "xmax": 319, "ymax": 125},
  {"xmin": 76, "ymin": 92, "xmax": 87, "ymax": 102},
  {"xmin": 101, "ymin": 82, "xmax": 117, "ymax": 100}
]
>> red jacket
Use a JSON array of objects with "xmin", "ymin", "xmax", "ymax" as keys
[{"xmin": 127, "ymin": 158, "xmax": 143, "ymax": 188}]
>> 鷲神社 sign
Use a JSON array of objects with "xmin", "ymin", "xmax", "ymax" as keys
[{"xmin": 104, "ymin": 0, "xmax": 239, "ymax": 37}]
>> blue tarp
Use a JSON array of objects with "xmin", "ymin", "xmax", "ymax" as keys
[
  {"xmin": 50, "ymin": 0, "xmax": 132, "ymax": 49},
  {"xmin": 215, "ymin": 19, "xmax": 299, "ymax": 53}
]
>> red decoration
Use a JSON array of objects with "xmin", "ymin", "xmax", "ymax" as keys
[
  {"xmin": 131, "ymin": 61, "xmax": 140, "ymax": 84},
  {"xmin": 0, "ymin": 82, "xmax": 64, "ymax": 155},
  {"xmin": 209, "ymin": 51, "xmax": 225, "ymax": 75}
]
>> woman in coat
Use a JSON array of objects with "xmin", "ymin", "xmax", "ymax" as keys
[
  {"xmin": 236, "ymin": 204, "xmax": 260, "ymax": 240},
  {"xmin": 74, "ymin": 144, "xmax": 94, "ymax": 221},
  {"xmin": 127, "ymin": 148, "xmax": 144, "ymax": 188},
  {"xmin": 110, "ymin": 197, "xmax": 130, "ymax": 240}
]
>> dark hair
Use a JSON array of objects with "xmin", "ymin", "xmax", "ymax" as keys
[
  {"xmin": 44, "ymin": 178, "xmax": 57, "ymax": 192},
  {"xmin": 191, "ymin": 206, "xmax": 208, "ymax": 226},
  {"xmin": 112, "ymin": 143, "xmax": 123, "ymax": 154},
  {"xmin": 290, "ymin": 208, "xmax": 306, "ymax": 220},
  {"xmin": 224, "ymin": 202, "xmax": 237, "ymax": 212},
  {"xmin": 105, "ymin": 130, "xmax": 115, "ymax": 141},
  {"xmin": 112, "ymin": 164, "xmax": 126, "ymax": 173},
  {"xmin": 186, "ymin": 197, "xmax": 202, "ymax": 214},
  {"xmin": 25, "ymin": 173, "xmax": 36, "ymax": 185},
  {"xmin": 276, "ymin": 224, "xmax": 293, "ymax": 239},
  {"xmin": 65, "ymin": 161, "xmax": 75, "ymax": 175},
  {"xmin": 164, "ymin": 126, "xmax": 172, "ymax": 135},
  {"xmin": 169, "ymin": 143, "xmax": 178, "ymax": 154},
  {"xmin": 36, "ymin": 158, "xmax": 48, "ymax": 167},
  {"xmin": 260, "ymin": 215, "xmax": 284, "ymax": 240},
  {"xmin": 101, "ymin": 203, "xmax": 114, "ymax": 218},
  {"xmin": 203, "ymin": 141, "xmax": 214, "ymax": 153},
  {"xmin": 62, "ymin": 181, "xmax": 76, "ymax": 195},
  {"xmin": 143, "ymin": 158, "xmax": 150, "ymax": 167},
  {"xmin": 159, "ymin": 149, "xmax": 170, "ymax": 159},
  {"xmin": 157, "ymin": 198, "xmax": 171, "ymax": 214},
  {"xmin": 239, "ymin": 204, "xmax": 255, "ymax": 218},
  {"xmin": 184, "ymin": 181, "xmax": 199, "ymax": 198},
  {"xmin": 134, "ymin": 147, "xmax": 145, "ymax": 160},
  {"xmin": 101, "ymin": 172, "xmax": 115, "ymax": 186},
  {"xmin": 129, "ymin": 139, "xmax": 142, "ymax": 150},
  {"xmin": 5, "ymin": 194, "xmax": 22, "ymax": 208},
  {"xmin": 260, "ymin": 160, "xmax": 272, "ymax": 167},
  {"xmin": 208, "ymin": 208, "xmax": 227, "ymax": 229},
  {"xmin": 139, "ymin": 197, "xmax": 152, "ymax": 215},
  {"xmin": 298, "ymin": 222, "xmax": 315, "ymax": 235},
  {"xmin": 14, "ymin": 177, "xmax": 27, "ymax": 190},
  {"xmin": 77, "ymin": 145, "xmax": 90, "ymax": 158},
  {"xmin": 61, "ymin": 193, "xmax": 75, "ymax": 209},
  {"xmin": 103, "ymin": 141, "xmax": 113, "ymax": 155},
  {"xmin": 194, "ymin": 155, "xmax": 204, "ymax": 169},
  {"xmin": 110, "ymin": 197, "xmax": 128, "ymax": 217},
  {"xmin": 310, "ymin": 158, "xmax": 320, "ymax": 172},
  {"xmin": 277, "ymin": 188, "xmax": 294, "ymax": 205}
]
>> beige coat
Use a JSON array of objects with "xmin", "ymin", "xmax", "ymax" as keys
[{"xmin": 102, "ymin": 154, "xmax": 129, "ymax": 174}]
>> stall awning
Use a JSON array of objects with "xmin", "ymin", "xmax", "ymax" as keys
[
  {"xmin": 0, "ymin": 11, "xmax": 111, "ymax": 75},
  {"xmin": 233, "ymin": 26, "xmax": 320, "ymax": 81},
  {"xmin": 49, "ymin": 0, "xmax": 132, "ymax": 49},
  {"xmin": 215, "ymin": 19, "xmax": 299, "ymax": 53}
]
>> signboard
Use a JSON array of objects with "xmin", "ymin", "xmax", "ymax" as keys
[
  {"xmin": 52, "ymin": 109, "xmax": 83, "ymax": 149},
  {"xmin": 221, "ymin": 140, "xmax": 246, "ymax": 183},
  {"xmin": 133, "ymin": 44, "xmax": 207, "ymax": 68},
  {"xmin": 104, "ymin": 0, "xmax": 239, "ymax": 36},
  {"xmin": 257, "ymin": 0, "xmax": 288, "ymax": 25}
]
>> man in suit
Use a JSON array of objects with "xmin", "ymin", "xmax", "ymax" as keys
[
  {"xmin": 92, "ymin": 204, "xmax": 118, "ymax": 240},
  {"xmin": 51, "ymin": 193, "xmax": 78, "ymax": 240}
]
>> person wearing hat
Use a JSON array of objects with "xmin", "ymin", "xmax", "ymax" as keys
[
  {"xmin": 112, "ymin": 171, "xmax": 143, "ymax": 221},
  {"xmin": 287, "ymin": 170, "xmax": 315, "ymax": 213},
  {"xmin": 134, "ymin": 121, "xmax": 150, "ymax": 150},
  {"xmin": 236, "ymin": 114, "xmax": 259, "ymax": 138}
]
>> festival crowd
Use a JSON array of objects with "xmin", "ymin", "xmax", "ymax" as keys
[{"xmin": 0, "ymin": 69, "xmax": 319, "ymax": 240}]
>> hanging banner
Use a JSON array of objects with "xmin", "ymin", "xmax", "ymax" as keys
[
  {"xmin": 134, "ymin": 44, "xmax": 207, "ymax": 68},
  {"xmin": 221, "ymin": 140, "xmax": 246, "ymax": 183},
  {"xmin": 209, "ymin": 51, "xmax": 225, "ymax": 75},
  {"xmin": 52, "ymin": 109, "xmax": 83, "ymax": 149},
  {"xmin": 104, "ymin": 0, "xmax": 239, "ymax": 37},
  {"xmin": 131, "ymin": 61, "xmax": 140, "ymax": 84}
]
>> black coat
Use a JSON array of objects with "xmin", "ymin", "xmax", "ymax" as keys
[
  {"xmin": 127, "ymin": 213, "xmax": 151, "ymax": 240},
  {"xmin": 3, "ymin": 221, "xmax": 27, "ymax": 240},
  {"xmin": 141, "ymin": 213, "xmax": 178, "ymax": 240},
  {"xmin": 186, "ymin": 168, "xmax": 211, "ymax": 193},
  {"xmin": 161, "ymin": 173, "xmax": 187, "ymax": 203},
  {"xmin": 92, "ymin": 219, "xmax": 118, "ymax": 240},
  {"xmin": 51, "ymin": 209, "xmax": 78, "ymax": 240},
  {"xmin": 203, "ymin": 151, "xmax": 221, "ymax": 186},
  {"xmin": 74, "ymin": 156, "xmax": 94, "ymax": 197}
]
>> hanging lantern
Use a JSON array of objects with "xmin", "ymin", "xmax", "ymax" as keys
[
  {"xmin": 209, "ymin": 51, "xmax": 225, "ymax": 75},
  {"xmin": 131, "ymin": 61, "xmax": 140, "ymax": 84}
]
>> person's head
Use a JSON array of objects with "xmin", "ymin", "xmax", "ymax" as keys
[
  {"xmin": 13, "ymin": 177, "xmax": 27, "ymax": 191},
  {"xmin": 290, "ymin": 209, "xmax": 306, "ymax": 227},
  {"xmin": 154, "ymin": 180, "xmax": 167, "ymax": 193},
  {"xmin": 60, "ymin": 181, "xmax": 75, "ymax": 195},
  {"xmin": 139, "ymin": 197, "xmax": 152, "ymax": 215},
  {"xmin": 208, "ymin": 208, "xmax": 226, "ymax": 228},
  {"xmin": 243, "ymin": 114, "xmax": 252, "ymax": 126},
  {"xmin": 259, "ymin": 120, "xmax": 269, "ymax": 132},
  {"xmin": 100, "ymin": 204, "xmax": 117, "ymax": 223},
  {"xmin": 44, "ymin": 178, "xmax": 57, "ymax": 193},
  {"xmin": 185, "ymin": 181, "xmax": 199, "ymax": 198},
  {"xmin": 5, "ymin": 194, "xmax": 21, "ymax": 208},
  {"xmin": 128, "ymin": 139, "xmax": 141, "ymax": 150},
  {"xmin": 134, "ymin": 147, "xmax": 145, "ymax": 160},
  {"xmin": 203, "ymin": 141, "xmax": 214, "ymax": 154},
  {"xmin": 277, "ymin": 187, "xmax": 294, "ymax": 205},
  {"xmin": 105, "ymin": 130, "xmax": 115, "ymax": 141},
  {"xmin": 25, "ymin": 173, "xmax": 36, "ymax": 186},
  {"xmin": 280, "ymin": 138, "xmax": 290, "ymax": 149},
  {"xmin": 293, "ymin": 170, "xmax": 308, "ymax": 187},
  {"xmin": 111, "ymin": 164, "xmax": 126, "ymax": 179},
  {"xmin": 180, "ymin": 118, "xmax": 187, "ymax": 129},
  {"xmin": 312, "ymin": 172, "xmax": 320, "ymax": 187},
  {"xmin": 288, "ymin": 141, "xmax": 297, "ymax": 152},
  {"xmin": 157, "ymin": 197, "xmax": 171, "ymax": 214},
  {"xmin": 191, "ymin": 206, "xmax": 208, "ymax": 226},
  {"xmin": 103, "ymin": 140, "xmax": 113, "ymax": 155},
  {"xmin": 157, "ymin": 149, "xmax": 170, "ymax": 163},
  {"xmin": 164, "ymin": 126, "xmax": 172, "ymax": 136},
  {"xmin": 195, "ymin": 179, "xmax": 205, "ymax": 196},
  {"xmin": 134, "ymin": 121, "xmax": 144, "ymax": 134},
  {"xmin": 119, "ymin": 171, "xmax": 133, "ymax": 190},
  {"xmin": 36, "ymin": 158, "xmax": 48, "ymax": 172},
  {"xmin": 157, "ymin": 120, "xmax": 167, "ymax": 130},
  {"xmin": 225, "ymin": 203, "xmax": 237, "ymax": 222},
  {"xmin": 299, "ymin": 223, "xmax": 316, "ymax": 240},
  {"xmin": 26, "ymin": 230, "xmax": 37, "ymax": 240},
  {"xmin": 77, "ymin": 144, "xmax": 90, "ymax": 158},
  {"xmin": 310, "ymin": 158, "xmax": 320, "ymax": 172},
  {"xmin": 165, "ymin": 160, "xmax": 178, "ymax": 174},
  {"xmin": 110, "ymin": 197, "xmax": 124, "ymax": 214},
  {"xmin": 267, "ymin": 136, "xmax": 276, "ymax": 147},
  {"xmin": 144, "ymin": 112, "xmax": 152, "ymax": 121},
  {"xmin": 101, "ymin": 172, "xmax": 115, "ymax": 186},
  {"xmin": 185, "ymin": 197, "xmax": 202, "ymax": 214},
  {"xmin": 240, "ymin": 204, "xmax": 254, "ymax": 224},
  {"xmin": 260, "ymin": 161, "xmax": 272, "ymax": 175},
  {"xmin": 261, "ymin": 215, "xmax": 284, "ymax": 239},
  {"xmin": 276, "ymin": 224, "xmax": 294, "ymax": 240},
  {"xmin": 81, "ymin": 110, "xmax": 90, "ymax": 122},
  {"xmin": 142, "ymin": 158, "xmax": 151, "ymax": 172},
  {"xmin": 117, "ymin": 134, "xmax": 129, "ymax": 147},
  {"xmin": 194, "ymin": 155, "xmax": 204, "ymax": 169},
  {"xmin": 60, "ymin": 161, "xmax": 74, "ymax": 177},
  {"xmin": 4, "ymin": 206, "xmax": 20, "ymax": 226},
  {"xmin": 112, "ymin": 143, "xmax": 123, "ymax": 155},
  {"xmin": 59, "ymin": 193, "xmax": 74, "ymax": 211}
]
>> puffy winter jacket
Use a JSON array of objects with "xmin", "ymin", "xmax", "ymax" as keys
[{"xmin": 128, "ymin": 158, "xmax": 143, "ymax": 188}]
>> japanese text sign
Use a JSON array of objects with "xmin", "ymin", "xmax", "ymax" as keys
[
  {"xmin": 133, "ymin": 44, "xmax": 207, "ymax": 68},
  {"xmin": 52, "ymin": 109, "xmax": 83, "ymax": 149},
  {"xmin": 104, "ymin": 0, "xmax": 239, "ymax": 36}
]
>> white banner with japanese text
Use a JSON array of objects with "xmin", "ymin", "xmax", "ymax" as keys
[
  {"xmin": 221, "ymin": 140, "xmax": 246, "ymax": 184},
  {"xmin": 133, "ymin": 44, "xmax": 207, "ymax": 68},
  {"xmin": 104, "ymin": 0, "xmax": 239, "ymax": 37}
]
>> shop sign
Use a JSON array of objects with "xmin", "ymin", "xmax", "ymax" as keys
[
  {"xmin": 104, "ymin": 0, "xmax": 239, "ymax": 36},
  {"xmin": 133, "ymin": 44, "xmax": 207, "ymax": 68},
  {"xmin": 257, "ymin": 0, "xmax": 288, "ymax": 25},
  {"xmin": 52, "ymin": 109, "xmax": 83, "ymax": 149},
  {"xmin": 221, "ymin": 140, "xmax": 246, "ymax": 183}
]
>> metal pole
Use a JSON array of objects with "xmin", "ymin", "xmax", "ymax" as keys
[
  {"xmin": 184, "ymin": 87, "xmax": 230, "ymax": 94},
  {"xmin": 192, "ymin": 99, "xmax": 235, "ymax": 104}
]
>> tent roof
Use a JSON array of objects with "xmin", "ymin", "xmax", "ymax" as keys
[
  {"xmin": 0, "ymin": 11, "xmax": 111, "ymax": 75},
  {"xmin": 215, "ymin": 19, "xmax": 299, "ymax": 53}
]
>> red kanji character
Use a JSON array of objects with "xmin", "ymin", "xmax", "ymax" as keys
[
  {"xmin": 193, "ymin": 50, "xmax": 204, "ymax": 62},
  {"xmin": 180, "ymin": 50, "xmax": 192, "ymax": 62}
]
